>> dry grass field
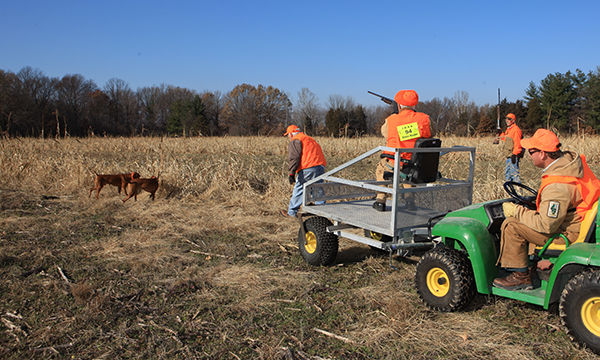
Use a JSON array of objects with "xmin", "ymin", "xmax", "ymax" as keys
[{"xmin": 2, "ymin": 134, "xmax": 600, "ymax": 359}]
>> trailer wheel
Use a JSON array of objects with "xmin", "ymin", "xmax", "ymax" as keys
[
  {"xmin": 559, "ymin": 269, "xmax": 600, "ymax": 354},
  {"xmin": 363, "ymin": 229, "xmax": 392, "ymax": 243},
  {"xmin": 415, "ymin": 246, "xmax": 475, "ymax": 312},
  {"xmin": 298, "ymin": 217, "xmax": 338, "ymax": 266},
  {"xmin": 363, "ymin": 229, "xmax": 390, "ymax": 252}
]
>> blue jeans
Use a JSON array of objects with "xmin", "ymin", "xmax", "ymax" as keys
[
  {"xmin": 287, "ymin": 165, "xmax": 325, "ymax": 216},
  {"xmin": 505, "ymin": 157, "xmax": 520, "ymax": 183}
]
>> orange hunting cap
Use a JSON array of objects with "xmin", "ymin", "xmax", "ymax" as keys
[
  {"xmin": 505, "ymin": 113, "xmax": 516, "ymax": 120},
  {"xmin": 394, "ymin": 90, "xmax": 419, "ymax": 107},
  {"xmin": 283, "ymin": 124, "xmax": 300, "ymax": 136},
  {"xmin": 521, "ymin": 129, "xmax": 560, "ymax": 152}
]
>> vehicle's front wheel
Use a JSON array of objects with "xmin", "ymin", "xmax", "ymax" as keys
[
  {"xmin": 560, "ymin": 269, "xmax": 600, "ymax": 354},
  {"xmin": 415, "ymin": 245, "xmax": 475, "ymax": 312},
  {"xmin": 298, "ymin": 216, "xmax": 338, "ymax": 266}
]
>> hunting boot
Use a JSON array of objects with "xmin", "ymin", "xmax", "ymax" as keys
[
  {"xmin": 493, "ymin": 270, "xmax": 533, "ymax": 290},
  {"xmin": 372, "ymin": 200, "xmax": 386, "ymax": 212}
]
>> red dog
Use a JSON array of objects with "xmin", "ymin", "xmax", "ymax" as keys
[
  {"xmin": 122, "ymin": 176, "xmax": 159, "ymax": 202},
  {"xmin": 90, "ymin": 172, "xmax": 140, "ymax": 199}
]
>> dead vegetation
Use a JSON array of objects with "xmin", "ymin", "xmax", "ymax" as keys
[{"xmin": 1, "ymin": 135, "xmax": 600, "ymax": 359}]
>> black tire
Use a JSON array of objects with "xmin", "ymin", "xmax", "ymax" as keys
[
  {"xmin": 415, "ymin": 245, "xmax": 475, "ymax": 312},
  {"xmin": 559, "ymin": 269, "xmax": 600, "ymax": 354},
  {"xmin": 298, "ymin": 217, "xmax": 338, "ymax": 266}
]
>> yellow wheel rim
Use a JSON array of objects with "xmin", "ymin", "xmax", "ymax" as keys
[
  {"xmin": 370, "ymin": 231, "xmax": 383, "ymax": 241},
  {"xmin": 426, "ymin": 267, "xmax": 450, "ymax": 297},
  {"xmin": 581, "ymin": 297, "xmax": 600, "ymax": 337},
  {"xmin": 304, "ymin": 231, "xmax": 317, "ymax": 254}
]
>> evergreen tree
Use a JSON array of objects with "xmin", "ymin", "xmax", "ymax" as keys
[
  {"xmin": 580, "ymin": 67, "xmax": 600, "ymax": 132},
  {"xmin": 538, "ymin": 72, "xmax": 577, "ymax": 131},
  {"xmin": 349, "ymin": 105, "xmax": 367, "ymax": 137},
  {"xmin": 523, "ymin": 82, "xmax": 544, "ymax": 131},
  {"xmin": 325, "ymin": 107, "xmax": 345, "ymax": 137}
]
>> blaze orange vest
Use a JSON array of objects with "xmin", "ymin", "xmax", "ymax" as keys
[
  {"xmin": 291, "ymin": 132, "xmax": 326, "ymax": 173},
  {"xmin": 383, "ymin": 110, "xmax": 431, "ymax": 161},
  {"xmin": 500, "ymin": 124, "xmax": 523, "ymax": 156},
  {"xmin": 536, "ymin": 155, "xmax": 600, "ymax": 217}
]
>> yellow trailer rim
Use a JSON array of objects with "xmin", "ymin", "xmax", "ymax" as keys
[{"xmin": 304, "ymin": 231, "xmax": 317, "ymax": 254}]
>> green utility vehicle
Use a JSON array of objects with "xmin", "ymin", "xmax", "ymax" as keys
[
  {"xmin": 295, "ymin": 139, "xmax": 600, "ymax": 352},
  {"xmin": 416, "ymin": 181, "xmax": 600, "ymax": 354}
]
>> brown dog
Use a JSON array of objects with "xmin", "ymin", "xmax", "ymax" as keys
[
  {"xmin": 122, "ymin": 176, "xmax": 159, "ymax": 202},
  {"xmin": 90, "ymin": 172, "xmax": 140, "ymax": 199}
]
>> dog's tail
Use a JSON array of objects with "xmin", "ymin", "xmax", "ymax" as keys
[{"xmin": 86, "ymin": 166, "xmax": 98, "ymax": 176}]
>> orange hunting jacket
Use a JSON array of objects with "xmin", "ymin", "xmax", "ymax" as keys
[
  {"xmin": 381, "ymin": 109, "xmax": 431, "ymax": 161},
  {"xmin": 513, "ymin": 152, "xmax": 600, "ymax": 238},
  {"xmin": 500, "ymin": 124, "xmax": 522, "ymax": 157},
  {"xmin": 537, "ymin": 154, "xmax": 600, "ymax": 218},
  {"xmin": 288, "ymin": 132, "xmax": 326, "ymax": 174}
]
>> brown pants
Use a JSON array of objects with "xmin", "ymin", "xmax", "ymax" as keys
[
  {"xmin": 497, "ymin": 217, "xmax": 570, "ymax": 268},
  {"xmin": 375, "ymin": 158, "xmax": 394, "ymax": 202}
]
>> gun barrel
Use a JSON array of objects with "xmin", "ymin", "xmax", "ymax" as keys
[{"xmin": 368, "ymin": 91, "xmax": 395, "ymax": 105}]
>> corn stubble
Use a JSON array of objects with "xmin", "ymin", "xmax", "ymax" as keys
[{"xmin": 0, "ymin": 135, "xmax": 599, "ymax": 359}]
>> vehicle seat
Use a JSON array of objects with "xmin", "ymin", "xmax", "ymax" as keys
[
  {"xmin": 382, "ymin": 138, "xmax": 442, "ymax": 184},
  {"xmin": 535, "ymin": 200, "xmax": 598, "ymax": 257}
]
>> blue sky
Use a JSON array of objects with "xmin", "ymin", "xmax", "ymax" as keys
[{"xmin": 1, "ymin": 0, "xmax": 599, "ymax": 107}]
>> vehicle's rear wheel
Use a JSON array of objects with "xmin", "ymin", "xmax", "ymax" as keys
[
  {"xmin": 415, "ymin": 245, "xmax": 475, "ymax": 312},
  {"xmin": 298, "ymin": 216, "xmax": 338, "ymax": 266},
  {"xmin": 560, "ymin": 269, "xmax": 600, "ymax": 354}
]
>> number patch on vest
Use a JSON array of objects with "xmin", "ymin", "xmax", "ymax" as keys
[
  {"xmin": 396, "ymin": 122, "xmax": 421, "ymax": 141},
  {"xmin": 547, "ymin": 201, "xmax": 560, "ymax": 218}
]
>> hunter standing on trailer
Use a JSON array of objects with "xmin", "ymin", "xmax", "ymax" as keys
[
  {"xmin": 281, "ymin": 125, "xmax": 326, "ymax": 218},
  {"xmin": 494, "ymin": 129, "xmax": 600, "ymax": 290},
  {"xmin": 495, "ymin": 113, "xmax": 523, "ymax": 183},
  {"xmin": 373, "ymin": 90, "xmax": 431, "ymax": 212}
]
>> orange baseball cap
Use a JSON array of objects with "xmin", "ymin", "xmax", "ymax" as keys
[
  {"xmin": 505, "ymin": 113, "xmax": 516, "ymax": 120},
  {"xmin": 521, "ymin": 129, "xmax": 560, "ymax": 152},
  {"xmin": 283, "ymin": 124, "xmax": 300, "ymax": 136},
  {"xmin": 394, "ymin": 90, "xmax": 419, "ymax": 107}
]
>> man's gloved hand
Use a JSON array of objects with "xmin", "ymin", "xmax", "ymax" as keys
[
  {"xmin": 502, "ymin": 202, "xmax": 517, "ymax": 218},
  {"xmin": 510, "ymin": 154, "xmax": 518, "ymax": 164},
  {"xmin": 288, "ymin": 174, "xmax": 295, "ymax": 185}
]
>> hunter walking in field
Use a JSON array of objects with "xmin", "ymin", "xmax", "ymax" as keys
[
  {"xmin": 373, "ymin": 90, "xmax": 432, "ymax": 211},
  {"xmin": 281, "ymin": 125, "xmax": 326, "ymax": 218},
  {"xmin": 494, "ymin": 129, "xmax": 600, "ymax": 290},
  {"xmin": 495, "ymin": 113, "xmax": 523, "ymax": 183}
]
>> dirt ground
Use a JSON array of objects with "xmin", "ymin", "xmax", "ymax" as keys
[{"xmin": 1, "ymin": 136, "xmax": 599, "ymax": 359}]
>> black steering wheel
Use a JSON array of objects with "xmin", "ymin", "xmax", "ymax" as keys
[{"xmin": 503, "ymin": 181, "xmax": 538, "ymax": 209}]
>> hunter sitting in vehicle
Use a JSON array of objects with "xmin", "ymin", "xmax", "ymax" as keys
[
  {"xmin": 494, "ymin": 129, "xmax": 600, "ymax": 290},
  {"xmin": 373, "ymin": 89, "xmax": 432, "ymax": 212}
]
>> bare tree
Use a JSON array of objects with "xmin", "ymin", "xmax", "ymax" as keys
[
  {"xmin": 104, "ymin": 78, "xmax": 138, "ymax": 135},
  {"xmin": 293, "ymin": 88, "xmax": 321, "ymax": 135},
  {"xmin": 16, "ymin": 67, "xmax": 56, "ymax": 137},
  {"xmin": 222, "ymin": 84, "xmax": 291, "ymax": 135},
  {"xmin": 199, "ymin": 91, "xmax": 223, "ymax": 136},
  {"xmin": 55, "ymin": 74, "xmax": 97, "ymax": 136}
]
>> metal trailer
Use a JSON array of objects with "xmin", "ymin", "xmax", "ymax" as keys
[{"xmin": 297, "ymin": 144, "xmax": 476, "ymax": 263}]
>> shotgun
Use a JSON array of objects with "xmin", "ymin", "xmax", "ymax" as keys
[
  {"xmin": 496, "ymin": 88, "xmax": 502, "ymax": 134},
  {"xmin": 368, "ymin": 91, "xmax": 396, "ymax": 106}
]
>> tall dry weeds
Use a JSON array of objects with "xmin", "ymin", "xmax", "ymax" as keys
[{"xmin": 2, "ymin": 135, "xmax": 600, "ymax": 359}]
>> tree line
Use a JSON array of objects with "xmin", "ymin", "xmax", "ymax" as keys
[{"xmin": 1, "ymin": 66, "xmax": 599, "ymax": 138}]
